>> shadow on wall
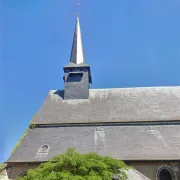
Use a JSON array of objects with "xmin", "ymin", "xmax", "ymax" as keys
[{"xmin": 54, "ymin": 90, "xmax": 64, "ymax": 99}]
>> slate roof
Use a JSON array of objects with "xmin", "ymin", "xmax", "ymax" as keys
[
  {"xmin": 7, "ymin": 125, "xmax": 180, "ymax": 162},
  {"xmin": 7, "ymin": 86, "xmax": 180, "ymax": 163},
  {"xmin": 63, "ymin": 62, "xmax": 90, "ymax": 68},
  {"xmin": 34, "ymin": 86, "xmax": 180, "ymax": 124}
]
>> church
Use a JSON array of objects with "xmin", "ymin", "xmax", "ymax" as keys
[{"xmin": 2, "ymin": 13, "xmax": 180, "ymax": 180}]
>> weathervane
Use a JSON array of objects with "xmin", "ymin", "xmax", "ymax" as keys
[{"xmin": 77, "ymin": 0, "xmax": 80, "ymax": 17}]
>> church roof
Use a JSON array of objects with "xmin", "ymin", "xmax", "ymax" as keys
[
  {"xmin": 7, "ymin": 124, "xmax": 180, "ymax": 162},
  {"xmin": 33, "ymin": 86, "xmax": 180, "ymax": 125},
  {"xmin": 64, "ymin": 62, "xmax": 90, "ymax": 68},
  {"xmin": 7, "ymin": 86, "xmax": 180, "ymax": 162}
]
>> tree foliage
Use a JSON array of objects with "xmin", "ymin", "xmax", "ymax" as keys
[
  {"xmin": 0, "ymin": 163, "xmax": 6, "ymax": 171},
  {"xmin": 17, "ymin": 148, "xmax": 130, "ymax": 180}
]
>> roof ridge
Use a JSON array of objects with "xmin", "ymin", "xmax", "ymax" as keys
[
  {"xmin": 89, "ymin": 86, "xmax": 180, "ymax": 90},
  {"xmin": 49, "ymin": 86, "xmax": 180, "ymax": 92}
]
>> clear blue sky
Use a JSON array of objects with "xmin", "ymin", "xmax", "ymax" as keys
[{"xmin": 1, "ymin": 0, "xmax": 180, "ymax": 162}]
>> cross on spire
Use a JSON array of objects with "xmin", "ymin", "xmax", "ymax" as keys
[{"xmin": 77, "ymin": 0, "xmax": 80, "ymax": 17}]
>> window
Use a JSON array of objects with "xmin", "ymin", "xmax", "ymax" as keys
[
  {"xmin": 156, "ymin": 165, "xmax": 177, "ymax": 180},
  {"xmin": 67, "ymin": 73, "xmax": 83, "ymax": 82},
  {"xmin": 35, "ymin": 144, "xmax": 50, "ymax": 160},
  {"xmin": 38, "ymin": 144, "xmax": 50, "ymax": 153},
  {"xmin": 159, "ymin": 169, "xmax": 172, "ymax": 180}
]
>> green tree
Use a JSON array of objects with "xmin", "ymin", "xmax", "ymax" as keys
[{"xmin": 17, "ymin": 148, "xmax": 130, "ymax": 180}]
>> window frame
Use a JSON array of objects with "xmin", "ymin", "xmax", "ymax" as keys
[
  {"xmin": 38, "ymin": 144, "xmax": 50, "ymax": 154},
  {"xmin": 156, "ymin": 165, "xmax": 177, "ymax": 180}
]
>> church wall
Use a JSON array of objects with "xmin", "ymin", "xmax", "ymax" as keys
[
  {"xmin": 6, "ymin": 163, "xmax": 39, "ymax": 180},
  {"xmin": 0, "ymin": 168, "xmax": 11, "ymax": 180},
  {"xmin": 5, "ymin": 161, "xmax": 180, "ymax": 180},
  {"xmin": 126, "ymin": 161, "xmax": 180, "ymax": 180}
]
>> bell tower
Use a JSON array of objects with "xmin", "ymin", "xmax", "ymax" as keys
[{"xmin": 63, "ymin": 15, "xmax": 92, "ymax": 100}]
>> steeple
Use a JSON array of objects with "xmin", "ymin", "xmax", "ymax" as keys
[
  {"xmin": 69, "ymin": 16, "xmax": 85, "ymax": 65},
  {"xmin": 63, "ymin": 10, "xmax": 92, "ymax": 100}
]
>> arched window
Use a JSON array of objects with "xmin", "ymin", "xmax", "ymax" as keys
[
  {"xmin": 35, "ymin": 144, "xmax": 50, "ymax": 160},
  {"xmin": 159, "ymin": 169, "xmax": 172, "ymax": 180},
  {"xmin": 38, "ymin": 144, "xmax": 50, "ymax": 153},
  {"xmin": 156, "ymin": 165, "xmax": 177, "ymax": 180},
  {"xmin": 18, "ymin": 171, "xmax": 27, "ymax": 177}
]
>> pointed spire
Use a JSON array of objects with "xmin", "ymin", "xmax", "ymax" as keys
[{"xmin": 69, "ymin": 15, "xmax": 86, "ymax": 65}]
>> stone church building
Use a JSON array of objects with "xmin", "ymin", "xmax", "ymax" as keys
[{"xmin": 2, "ymin": 15, "xmax": 180, "ymax": 180}]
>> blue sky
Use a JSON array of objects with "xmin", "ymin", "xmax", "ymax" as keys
[{"xmin": 1, "ymin": 0, "xmax": 180, "ymax": 162}]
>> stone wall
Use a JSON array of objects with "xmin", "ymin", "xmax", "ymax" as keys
[
  {"xmin": 126, "ymin": 161, "xmax": 180, "ymax": 180},
  {"xmin": 5, "ymin": 163, "xmax": 39, "ymax": 180}
]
